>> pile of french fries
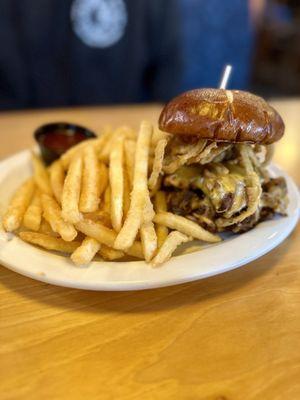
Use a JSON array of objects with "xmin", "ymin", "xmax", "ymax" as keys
[{"xmin": 2, "ymin": 121, "xmax": 221, "ymax": 267}]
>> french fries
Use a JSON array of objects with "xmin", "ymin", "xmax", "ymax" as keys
[
  {"xmin": 71, "ymin": 237, "xmax": 100, "ymax": 265},
  {"xmin": 122, "ymin": 127, "xmax": 137, "ymax": 141},
  {"xmin": 39, "ymin": 219, "xmax": 59, "ymax": 237},
  {"xmin": 75, "ymin": 219, "xmax": 118, "ymax": 247},
  {"xmin": 151, "ymin": 128, "xmax": 170, "ymax": 148},
  {"xmin": 75, "ymin": 219, "xmax": 143, "ymax": 258},
  {"xmin": 99, "ymin": 245, "xmax": 124, "ymax": 260},
  {"xmin": 148, "ymin": 139, "xmax": 168, "ymax": 190},
  {"xmin": 19, "ymin": 231, "xmax": 81, "ymax": 253},
  {"xmin": 154, "ymin": 191, "xmax": 169, "ymax": 249},
  {"xmin": 60, "ymin": 134, "xmax": 112, "ymax": 170},
  {"xmin": 124, "ymin": 139, "xmax": 136, "ymax": 187},
  {"xmin": 109, "ymin": 135, "xmax": 124, "ymax": 231},
  {"xmin": 140, "ymin": 192, "xmax": 157, "ymax": 262},
  {"xmin": 151, "ymin": 231, "xmax": 191, "ymax": 267},
  {"xmin": 6, "ymin": 120, "xmax": 226, "ymax": 268},
  {"xmin": 98, "ymin": 162, "xmax": 109, "ymax": 200},
  {"xmin": 61, "ymin": 133, "xmax": 112, "ymax": 169},
  {"xmin": 114, "ymin": 121, "xmax": 152, "ymax": 250},
  {"xmin": 49, "ymin": 160, "xmax": 65, "ymax": 204},
  {"xmin": 98, "ymin": 130, "xmax": 118, "ymax": 163},
  {"xmin": 83, "ymin": 210, "xmax": 111, "ymax": 227},
  {"xmin": 123, "ymin": 170, "xmax": 130, "ymax": 219},
  {"xmin": 140, "ymin": 223, "xmax": 157, "ymax": 262},
  {"xmin": 3, "ymin": 178, "xmax": 34, "ymax": 232},
  {"xmin": 150, "ymin": 175, "xmax": 162, "ymax": 197},
  {"xmin": 61, "ymin": 138, "xmax": 96, "ymax": 169},
  {"xmin": 31, "ymin": 153, "xmax": 52, "ymax": 195},
  {"xmin": 23, "ymin": 190, "xmax": 42, "ymax": 231},
  {"xmin": 61, "ymin": 155, "xmax": 82, "ymax": 224},
  {"xmin": 79, "ymin": 145, "xmax": 101, "ymax": 212},
  {"xmin": 126, "ymin": 241, "xmax": 143, "ymax": 259},
  {"xmin": 41, "ymin": 194, "xmax": 77, "ymax": 241},
  {"xmin": 99, "ymin": 126, "xmax": 133, "ymax": 163},
  {"xmin": 99, "ymin": 126, "xmax": 128, "ymax": 164},
  {"xmin": 153, "ymin": 212, "xmax": 221, "ymax": 243},
  {"xmin": 19, "ymin": 232, "xmax": 80, "ymax": 253},
  {"xmin": 103, "ymin": 185, "xmax": 111, "ymax": 214}
]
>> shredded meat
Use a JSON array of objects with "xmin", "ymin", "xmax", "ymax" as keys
[
  {"xmin": 167, "ymin": 191, "xmax": 217, "ymax": 232},
  {"xmin": 261, "ymin": 177, "xmax": 288, "ymax": 215},
  {"xmin": 187, "ymin": 213, "xmax": 217, "ymax": 233},
  {"xmin": 163, "ymin": 163, "xmax": 247, "ymax": 217},
  {"xmin": 218, "ymin": 192, "xmax": 234, "ymax": 213},
  {"xmin": 163, "ymin": 142, "xmax": 288, "ymax": 234},
  {"xmin": 230, "ymin": 210, "xmax": 261, "ymax": 233},
  {"xmin": 167, "ymin": 191, "xmax": 213, "ymax": 217},
  {"xmin": 221, "ymin": 177, "xmax": 288, "ymax": 233}
]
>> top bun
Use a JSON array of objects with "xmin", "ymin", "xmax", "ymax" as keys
[{"xmin": 159, "ymin": 89, "xmax": 284, "ymax": 145}]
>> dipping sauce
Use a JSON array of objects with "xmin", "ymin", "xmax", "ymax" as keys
[
  {"xmin": 42, "ymin": 130, "xmax": 87, "ymax": 153},
  {"xmin": 34, "ymin": 122, "xmax": 96, "ymax": 164}
]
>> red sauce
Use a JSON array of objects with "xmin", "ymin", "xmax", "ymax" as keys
[{"xmin": 42, "ymin": 130, "xmax": 87, "ymax": 154}]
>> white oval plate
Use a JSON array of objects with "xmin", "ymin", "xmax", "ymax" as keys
[{"xmin": 0, "ymin": 150, "xmax": 299, "ymax": 291}]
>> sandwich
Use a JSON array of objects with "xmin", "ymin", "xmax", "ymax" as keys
[{"xmin": 158, "ymin": 88, "xmax": 288, "ymax": 233}]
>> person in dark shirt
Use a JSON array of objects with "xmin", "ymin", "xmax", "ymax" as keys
[
  {"xmin": 178, "ymin": 0, "xmax": 254, "ymax": 90},
  {"xmin": 0, "ymin": 0, "xmax": 182, "ymax": 110},
  {"xmin": 0, "ymin": 0, "xmax": 256, "ymax": 111}
]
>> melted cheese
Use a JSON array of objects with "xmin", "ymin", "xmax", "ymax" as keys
[{"xmin": 165, "ymin": 163, "xmax": 247, "ymax": 216}]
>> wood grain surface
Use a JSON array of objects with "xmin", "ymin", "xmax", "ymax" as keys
[{"xmin": 0, "ymin": 101, "xmax": 299, "ymax": 400}]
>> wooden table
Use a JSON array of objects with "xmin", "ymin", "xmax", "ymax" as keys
[{"xmin": 0, "ymin": 101, "xmax": 299, "ymax": 400}]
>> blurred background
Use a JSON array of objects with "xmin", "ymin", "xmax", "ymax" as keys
[{"xmin": 0, "ymin": 0, "xmax": 299, "ymax": 111}]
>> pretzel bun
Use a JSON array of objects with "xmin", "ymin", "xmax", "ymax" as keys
[{"xmin": 159, "ymin": 89, "xmax": 284, "ymax": 144}]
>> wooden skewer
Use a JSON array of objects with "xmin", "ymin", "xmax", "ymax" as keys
[{"xmin": 219, "ymin": 65, "xmax": 232, "ymax": 89}]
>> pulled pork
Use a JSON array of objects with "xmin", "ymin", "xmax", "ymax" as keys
[{"xmin": 163, "ymin": 136, "xmax": 288, "ymax": 233}]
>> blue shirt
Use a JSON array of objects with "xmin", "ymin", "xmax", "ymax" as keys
[{"xmin": 178, "ymin": 0, "xmax": 254, "ymax": 91}]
